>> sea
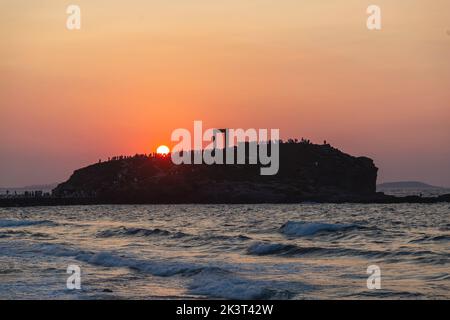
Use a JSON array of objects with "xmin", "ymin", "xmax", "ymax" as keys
[{"xmin": 0, "ymin": 202, "xmax": 449, "ymax": 299}]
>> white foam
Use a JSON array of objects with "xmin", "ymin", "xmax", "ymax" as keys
[
  {"xmin": 0, "ymin": 239, "xmax": 311, "ymax": 299},
  {"xmin": 23, "ymin": 242, "xmax": 227, "ymax": 278},
  {"xmin": 188, "ymin": 273, "xmax": 299, "ymax": 299},
  {"xmin": 80, "ymin": 251, "xmax": 207, "ymax": 277}
]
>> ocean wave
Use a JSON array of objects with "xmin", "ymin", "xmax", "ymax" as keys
[
  {"xmin": 247, "ymin": 241, "xmax": 387, "ymax": 258},
  {"xmin": 1, "ymin": 240, "xmax": 308, "ymax": 299},
  {"xmin": 409, "ymin": 234, "xmax": 450, "ymax": 243},
  {"xmin": 187, "ymin": 274, "xmax": 300, "ymax": 300},
  {"xmin": 85, "ymin": 252, "xmax": 235, "ymax": 277},
  {"xmin": 0, "ymin": 219, "xmax": 56, "ymax": 228},
  {"xmin": 412, "ymin": 255, "xmax": 450, "ymax": 265},
  {"xmin": 247, "ymin": 241, "xmax": 447, "ymax": 263},
  {"xmin": 280, "ymin": 221, "xmax": 361, "ymax": 237},
  {"xmin": 0, "ymin": 230, "xmax": 54, "ymax": 239},
  {"xmin": 96, "ymin": 227, "xmax": 188, "ymax": 239},
  {"xmin": 425, "ymin": 273, "xmax": 450, "ymax": 281},
  {"xmin": 96, "ymin": 226, "xmax": 251, "ymax": 244},
  {"xmin": 347, "ymin": 290, "xmax": 426, "ymax": 299},
  {"xmin": 189, "ymin": 234, "xmax": 251, "ymax": 243},
  {"xmin": 29, "ymin": 242, "xmax": 230, "ymax": 277},
  {"xmin": 247, "ymin": 242, "xmax": 313, "ymax": 256}
]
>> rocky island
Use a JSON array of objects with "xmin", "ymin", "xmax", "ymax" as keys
[{"xmin": 1, "ymin": 141, "xmax": 449, "ymax": 206}]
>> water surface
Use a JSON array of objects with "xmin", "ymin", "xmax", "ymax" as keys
[{"xmin": 0, "ymin": 203, "xmax": 449, "ymax": 299}]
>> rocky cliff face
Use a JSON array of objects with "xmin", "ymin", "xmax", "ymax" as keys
[{"xmin": 53, "ymin": 142, "xmax": 378, "ymax": 203}]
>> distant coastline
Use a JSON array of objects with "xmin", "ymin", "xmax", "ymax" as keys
[
  {"xmin": 377, "ymin": 181, "xmax": 450, "ymax": 198},
  {"xmin": 377, "ymin": 181, "xmax": 447, "ymax": 190}
]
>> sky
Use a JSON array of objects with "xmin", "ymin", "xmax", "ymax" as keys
[{"xmin": 1, "ymin": 0, "xmax": 449, "ymax": 187}]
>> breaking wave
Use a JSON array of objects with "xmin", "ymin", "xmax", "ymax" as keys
[
  {"xmin": 247, "ymin": 241, "xmax": 448, "ymax": 262},
  {"xmin": 187, "ymin": 274, "xmax": 302, "ymax": 299},
  {"xmin": 247, "ymin": 241, "xmax": 387, "ymax": 258},
  {"xmin": 1, "ymin": 241, "xmax": 303, "ymax": 299},
  {"xmin": 96, "ymin": 226, "xmax": 251, "ymax": 244},
  {"xmin": 280, "ymin": 221, "xmax": 362, "ymax": 237},
  {"xmin": 29, "ymin": 242, "xmax": 229, "ymax": 277}
]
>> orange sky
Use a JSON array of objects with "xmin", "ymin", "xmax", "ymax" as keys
[{"xmin": 1, "ymin": 0, "xmax": 449, "ymax": 187}]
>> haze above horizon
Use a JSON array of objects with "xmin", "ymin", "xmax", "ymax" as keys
[{"xmin": 1, "ymin": 0, "xmax": 449, "ymax": 187}]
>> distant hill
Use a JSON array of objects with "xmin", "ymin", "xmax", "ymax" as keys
[{"xmin": 377, "ymin": 181, "xmax": 443, "ymax": 189}]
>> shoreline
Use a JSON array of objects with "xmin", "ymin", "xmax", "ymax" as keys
[{"xmin": 1, "ymin": 193, "xmax": 449, "ymax": 208}]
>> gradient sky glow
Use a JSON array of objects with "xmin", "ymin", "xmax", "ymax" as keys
[{"xmin": 1, "ymin": 0, "xmax": 449, "ymax": 187}]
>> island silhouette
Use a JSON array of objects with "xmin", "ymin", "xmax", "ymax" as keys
[{"xmin": 1, "ymin": 140, "xmax": 449, "ymax": 206}]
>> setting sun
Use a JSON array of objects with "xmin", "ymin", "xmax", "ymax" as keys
[{"xmin": 156, "ymin": 145, "xmax": 170, "ymax": 156}]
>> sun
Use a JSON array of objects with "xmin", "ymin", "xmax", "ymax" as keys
[{"xmin": 156, "ymin": 145, "xmax": 170, "ymax": 156}]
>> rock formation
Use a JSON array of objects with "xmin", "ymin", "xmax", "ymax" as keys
[{"xmin": 52, "ymin": 142, "xmax": 378, "ymax": 203}]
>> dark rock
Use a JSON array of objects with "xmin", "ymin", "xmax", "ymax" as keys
[
  {"xmin": 2, "ymin": 142, "xmax": 449, "ymax": 206},
  {"xmin": 51, "ymin": 142, "xmax": 378, "ymax": 204}
]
